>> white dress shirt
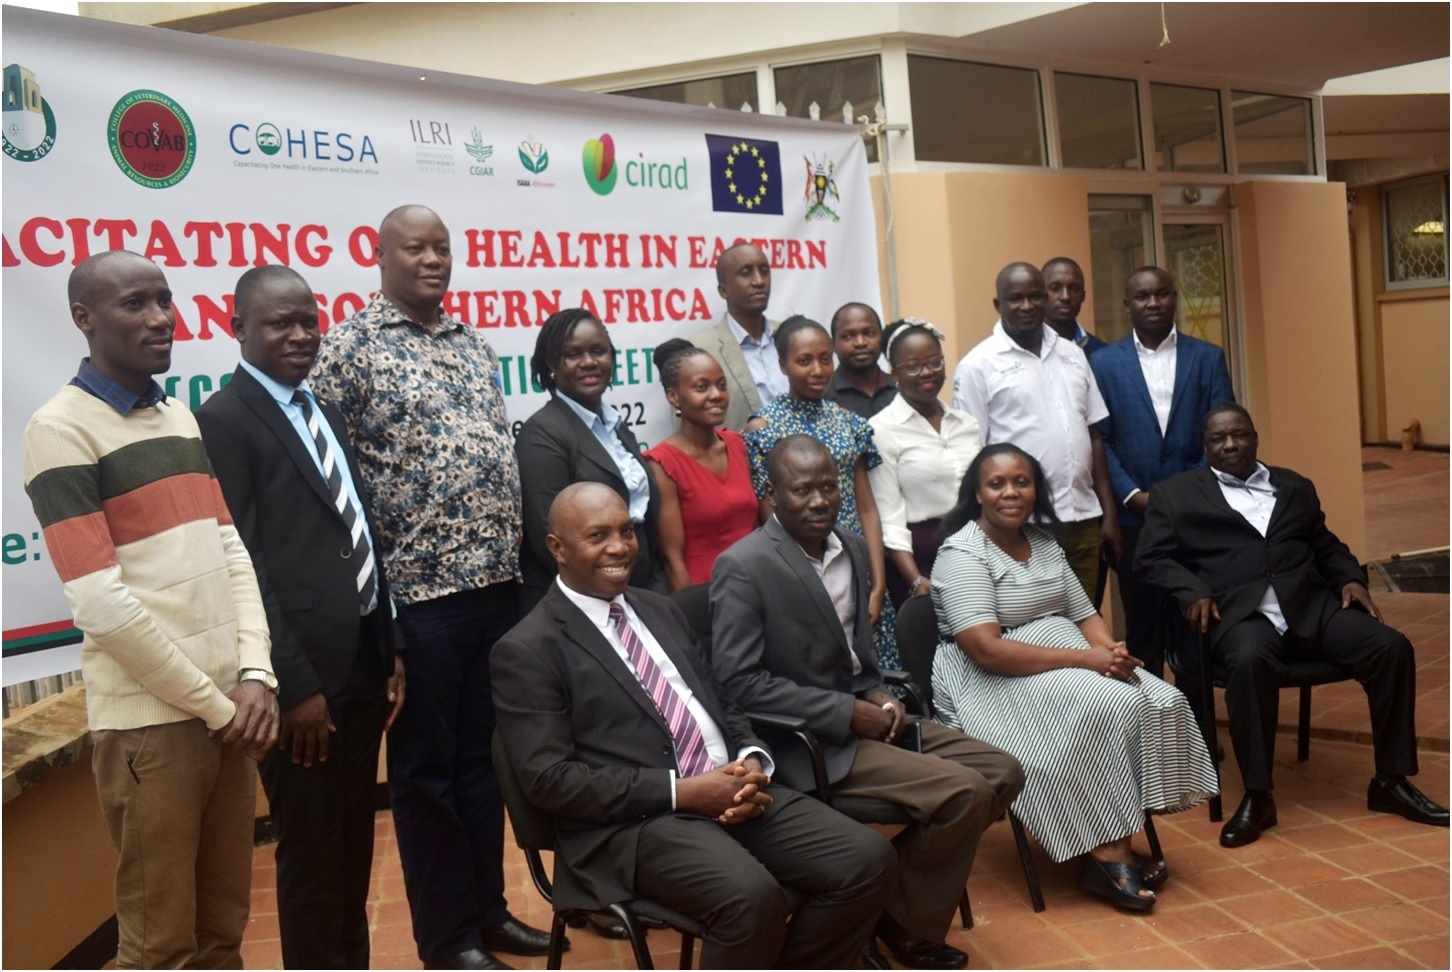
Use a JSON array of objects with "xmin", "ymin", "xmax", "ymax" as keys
[
  {"xmin": 1134, "ymin": 327, "xmax": 1179, "ymax": 436},
  {"xmin": 868, "ymin": 395, "xmax": 983, "ymax": 552},
  {"xmin": 557, "ymin": 393, "xmax": 651, "ymax": 523},
  {"xmin": 1212, "ymin": 462, "xmax": 1289, "ymax": 634},
  {"xmin": 792, "ymin": 524, "xmax": 861, "ymax": 675},
  {"xmin": 952, "ymin": 322, "xmax": 1109, "ymax": 522},
  {"xmin": 555, "ymin": 577, "xmax": 771, "ymax": 806},
  {"xmin": 726, "ymin": 312, "xmax": 788, "ymax": 405}
]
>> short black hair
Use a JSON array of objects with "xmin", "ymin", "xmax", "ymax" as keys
[
  {"xmin": 714, "ymin": 242, "xmax": 764, "ymax": 284},
  {"xmin": 829, "ymin": 302, "xmax": 881, "ymax": 337},
  {"xmin": 234, "ymin": 265, "xmax": 309, "ymax": 318},
  {"xmin": 1203, "ymin": 401, "xmax": 1253, "ymax": 433},
  {"xmin": 653, "ymin": 338, "xmax": 713, "ymax": 390},
  {"xmin": 942, "ymin": 443, "xmax": 1060, "ymax": 535},
  {"xmin": 530, "ymin": 308, "xmax": 615, "ymax": 397},
  {"xmin": 995, "ymin": 261, "xmax": 1043, "ymax": 298},
  {"xmin": 68, "ymin": 250, "xmax": 151, "ymax": 306},
  {"xmin": 1041, "ymin": 256, "xmax": 1083, "ymax": 277},
  {"xmin": 765, "ymin": 433, "xmax": 835, "ymax": 489},
  {"xmin": 772, "ymin": 315, "xmax": 830, "ymax": 362}
]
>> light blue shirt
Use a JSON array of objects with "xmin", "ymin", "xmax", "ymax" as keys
[
  {"xmin": 239, "ymin": 359, "xmax": 377, "ymax": 613},
  {"xmin": 557, "ymin": 393, "xmax": 651, "ymax": 522},
  {"xmin": 726, "ymin": 313, "xmax": 788, "ymax": 405}
]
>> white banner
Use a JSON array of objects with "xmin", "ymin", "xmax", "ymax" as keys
[{"xmin": 1, "ymin": 8, "xmax": 881, "ymax": 684}]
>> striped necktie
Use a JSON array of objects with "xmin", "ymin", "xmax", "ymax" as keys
[
  {"xmin": 608, "ymin": 602, "xmax": 714, "ymax": 778},
  {"xmin": 293, "ymin": 391, "xmax": 377, "ymax": 614}
]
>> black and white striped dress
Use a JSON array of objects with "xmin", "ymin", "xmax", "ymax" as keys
[{"xmin": 929, "ymin": 523, "xmax": 1217, "ymax": 863}]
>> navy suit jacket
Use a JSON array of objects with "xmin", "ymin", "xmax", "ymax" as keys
[{"xmin": 1090, "ymin": 332, "xmax": 1235, "ymax": 526}]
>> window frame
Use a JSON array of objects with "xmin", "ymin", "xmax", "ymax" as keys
[{"xmin": 1382, "ymin": 173, "xmax": 1450, "ymax": 291}]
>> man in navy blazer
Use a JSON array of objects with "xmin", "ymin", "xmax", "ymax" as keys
[
  {"xmin": 197, "ymin": 265, "xmax": 405, "ymax": 968},
  {"xmin": 1090, "ymin": 266, "xmax": 1235, "ymax": 675}
]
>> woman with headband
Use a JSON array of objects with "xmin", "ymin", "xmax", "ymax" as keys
[{"xmin": 869, "ymin": 318, "xmax": 983, "ymax": 606}]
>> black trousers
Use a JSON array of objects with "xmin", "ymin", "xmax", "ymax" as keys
[
  {"xmin": 260, "ymin": 629, "xmax": 389, "ymax": 970},
  {"xmin": 390, "ymin": 583, "xmax": 519, "ymax": 962},
  {"xmin": 632, "ymin": 787, "xmax": 897, "ymax": 969},
  {"xmin": 1215, "ymin": 608, "xmax": 1419, "ymax": 792},
  {"xmin": 1118, "ymin": 524, "xmax": 1167, "ymax": 678}
]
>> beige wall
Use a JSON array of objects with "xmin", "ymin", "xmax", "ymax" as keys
[
  {"xmin": 1380, "ymin": 294, "xmax": 1451, "ymax": 446},
  {"xmin": 1233, "ymin": 180, "xmax": 1368, "ymax": 558},
  {"xmin": 2, "ymin": 762, "xmax": 118, "ymax": 970}
]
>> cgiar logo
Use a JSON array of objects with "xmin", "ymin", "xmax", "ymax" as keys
[
  {"xmin": 582, "ymin": 133, "xmax": 617, "ymax": 196},
  {"xmin": 2, "ymin": 64, "xmax": 57, "ymax": 163},
  {"xmin": 107, "ymin": 89, "xmax": 195, "ymax": 189}
]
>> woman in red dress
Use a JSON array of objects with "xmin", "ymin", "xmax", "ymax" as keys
[{"xmin": 644, "ymin": 339, "xmax": 762, "ymax": 590}]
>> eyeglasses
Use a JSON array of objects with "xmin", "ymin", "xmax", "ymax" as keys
[{"xmin": 895, "ymin": 355, "xmax": 945, "ymax": 377}]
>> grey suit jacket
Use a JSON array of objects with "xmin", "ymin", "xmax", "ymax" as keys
[
  {"xmin": 689, "ymin": 314, "xmax": 777, "ymax": 431},
  {"xmin": 709, "ymin": 517, "xmax": 885, "ymax": 789}
]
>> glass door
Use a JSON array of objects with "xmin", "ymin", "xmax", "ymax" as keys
[{"xmin": 1162, "ymin": 221, "xmax": 1234, "ymax": 353}]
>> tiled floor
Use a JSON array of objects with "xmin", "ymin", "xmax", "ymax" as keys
[{"xmin": 240, "ymin": 447, "xmax": 1450, "ymax": 970}]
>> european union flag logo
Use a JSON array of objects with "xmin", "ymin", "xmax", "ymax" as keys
[{"xmin": 705, "ymin": 134, "xmax": 783, "ymax": 215}]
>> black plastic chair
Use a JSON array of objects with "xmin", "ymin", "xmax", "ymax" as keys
[
  {"xmin": 1166, "ymin": 623, "xmax": 1353, "ymax": 822},
  {"xmin": 492, "ymin": 733, "xmax": 704, "ymax": 970},
  {"xmin": 671, "ymin": 584, "xmax": 972, "ymax": 927}
]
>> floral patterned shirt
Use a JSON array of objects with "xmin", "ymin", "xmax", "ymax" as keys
[{"xmin": 310, "ymin": 294, "xmax": 521, "ymax": 605}]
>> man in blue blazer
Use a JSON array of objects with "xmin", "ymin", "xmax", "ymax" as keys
[{"xmin": 1090, "ymin": 267, "xmax": 1235, "ymax": 675}]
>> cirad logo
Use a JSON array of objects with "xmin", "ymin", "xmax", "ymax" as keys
[
  {"xmin": 107, "ymin": 89, "xmax": 195, "ymax": 189},
  {"xmin": 229, "ymin": 122, "xmax": 379, "ymax": 163},
  {"xmin": 583, "ymin": 133, "xmax": 687, "ymax": 197},
  {"xmin": 2, "ymin": 63, "xmax": 57, "ymax": 163}
]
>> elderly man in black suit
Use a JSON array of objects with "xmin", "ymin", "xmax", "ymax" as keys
[
  {"xmin": 710, "ymin": 435, "xmax": 1024, "ymax": 971},
  {"xmin": 1137, "ymin": 403, "xmax": 1448, "ymax": 848},
  {"xmin": 197, "ymin": 265, "xmax": 406, "ymax": 968},
  {"xmin": 490, "ymin": 482, "xmax": 896, "ymax": 969}
]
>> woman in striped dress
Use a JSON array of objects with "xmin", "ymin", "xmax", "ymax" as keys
[{"xmin": 929, "ymin": 443, "xmax": 1217, "ymax": 913}]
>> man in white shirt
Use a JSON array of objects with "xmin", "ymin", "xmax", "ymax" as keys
[
  {"xmin": 1136, "ymin": 404, "xmax": 1447, "ymax": 847},
  {"xmin": 690, "ymin": 243, "xmax": 783, "ymax": 430},
  {"xmin": 952, "ymin": 262, "xmax": 1121, "ymax": 601},
  {"xmin": 490, "ymin": 483, "xmax": 895, "ymax": 968}
]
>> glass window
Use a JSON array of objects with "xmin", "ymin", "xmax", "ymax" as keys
[
  {"xmin": 1164, "ymin": 223, "xmax": 1231, "ymax": 350},
  {"xmin": 1383, "ymin": 175, "xmax": 1449, "ymax": 288},
  {"xmin": 1232, "ymin": 92, "xmax": 1314, "ymax": 175},
  {"xmin": 615, "ymin": 72, "xmax": 759, "ymax": 113},
  {"xmin": 1056, "ymin": 73, "xmax": 1142, "ymax": 170},
  {"xmin": 1088, "ymin": 195, "xmax": 1155, "ymax": 343},
  {"xmin": 1150, "ymin": 83, "xmax": 1225, "ymax": 173},
  {"xmin": 773, "ymin": 55, "xmax": 881, "ymax": 160},
  {"xmin": 907, "ymin": 56, "xmax": 1046, "ymax": 166}
]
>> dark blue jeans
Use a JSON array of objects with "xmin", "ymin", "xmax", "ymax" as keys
[{"xmin": 390, "ymin": 582, "xmax": 519, "ymax": 962}]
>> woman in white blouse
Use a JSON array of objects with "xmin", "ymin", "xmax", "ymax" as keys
[{"xmin": 869, "ymin": 318, "xmax": 983, "ymax": 606}]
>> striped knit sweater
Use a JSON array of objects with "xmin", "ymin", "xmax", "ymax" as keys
[{"xmin": 22, "ymin": 385, "xmax": 271, "ymax": 731}]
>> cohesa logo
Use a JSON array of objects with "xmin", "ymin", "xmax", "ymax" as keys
[
  {"xmin": 107, "ymin": 89, "xmax": 196, "ymax": 189},
  {"xmin": 581, "ymin": 132, "xmax": 689, "ymax": 197},
  {"xmin": 581, "ymin": 133, "xmax": 617, "ymax": 196}
]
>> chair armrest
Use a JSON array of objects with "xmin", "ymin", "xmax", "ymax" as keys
[
  {"xmin": 745, "ymin": 709, "xmax": 834, "ymax": 807},
  {"xmin": 881, "ymin": 668, "xmax": 929, "ymax": 717}
]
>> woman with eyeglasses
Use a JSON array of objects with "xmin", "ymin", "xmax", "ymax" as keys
[{"xmin": 868, "ymin": 319, "xmax": 983, "ymax": 607}]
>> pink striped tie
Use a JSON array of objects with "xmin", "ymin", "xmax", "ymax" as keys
[{"xmin": 609, "ymin": 603, "xmax": 714, "ymax": 778}]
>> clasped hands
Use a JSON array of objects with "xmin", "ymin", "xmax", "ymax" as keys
[
  {"xmin": 850, "ymin": 691, "xmax": 905, "ymax": 743},
  {"xmin": 1082, "ymin": 641, "xmax": 1142, "ymax": 683},
  {"xmin": 677, "ymin": 756, "xmax": 773, "ymax": 825}
]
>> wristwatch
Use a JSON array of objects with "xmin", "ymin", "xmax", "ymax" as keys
[{"xmin": 239, "ymin": 668, "xmax": 279, "ymax": 694}]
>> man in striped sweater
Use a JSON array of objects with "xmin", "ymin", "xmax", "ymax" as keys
[{"xmin": 22, "ymin": 250, "xmax": 279, "ymax": 969}]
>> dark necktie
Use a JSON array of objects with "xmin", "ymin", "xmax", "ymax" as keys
[
  {"xmin": 294, "ymin": 391, "xmax": 377, "ymax": 613},
  {"xmin": 608, "ymin": 602, "xmax": 713, "ymax": 778}
]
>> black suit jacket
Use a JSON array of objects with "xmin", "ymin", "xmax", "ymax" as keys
[
  {"xmin": 709, "ymin": 518, "xmax": 886, "ymax": 789},
  {"xmin": 515, "ymin": 396, "xmax": 664, "ymax": 611},
  {"xmin": 197, "ymin": 367, "xmax": 398, "ymax": 709},
  {"xmin": 490, "ymin": 584, "xmax": 769, "ymax": 909},
  {"xmin": 1135, "ymin": 465, "xmax": 1366, "ymax": 648}
]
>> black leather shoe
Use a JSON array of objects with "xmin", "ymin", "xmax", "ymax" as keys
[
  {"xmin": 423, "ymin": 947, "xmax": 513, "ymax": 970},
  {"xmin": 860, "ymin": 940, "xmax": 892, "ymax": 969},
  {"xmin": 566, "ymin": 911, "xmax": 630, "ymax": 939},
  {"xmin": 1368, "ymin": 777, "xmax": 1451, "ymax": 826},
  {"xmin": 877, "ymin": 917, "xmax": 969, "ymax": 969},
  {"xmin": 1220, "ymin": 791, "xmax": 1277, "ymax": 848},
  {"xmin": 478, "ymin": 916, "xmax": 558, "ymax": 957}
]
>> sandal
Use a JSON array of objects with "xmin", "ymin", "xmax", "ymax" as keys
[
  {"xmin": 1079, "ymin": 856, "xmax": 1157, "ymax": 912},
  {"xmin": 1133, "ymin": 852, "xmax": 1169, "ymax": 890}
]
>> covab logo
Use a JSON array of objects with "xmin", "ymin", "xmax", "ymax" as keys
[
  {"xmin": 2, "ymin": 64, "xmax": 57, "ymax": 163},
  {"xmin": 107, "ymin": 89, "xmax": 195, "ymax": 189},
  {"xmin": 582, "ymin": 133, "xmax": 617, "ymax": 196}
]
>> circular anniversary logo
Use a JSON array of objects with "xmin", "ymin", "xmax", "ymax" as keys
[
  {"xmin": 107, "ymin": 88, "xmax": 196, "ymax": 189},
  {"xmin": 2, "ymin": 63, "xmax": 58, "ymax": 162}
]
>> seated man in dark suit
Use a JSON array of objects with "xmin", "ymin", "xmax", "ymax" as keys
[
  {"xmin": 491, "ymin": 483, "xmax": 896, "ymax": 969},
  {"xmin": 1137, "ymin": 404, "xmax": 1449, "ymax": 848},
  {"xmin": 710, "ymin": 435, "xmax": 1025, "ymax": 971}
]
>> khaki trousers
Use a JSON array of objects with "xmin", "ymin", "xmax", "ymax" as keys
[{"xmin": 93, "ymin": 719, "xmax": 256, "ymax": 970}]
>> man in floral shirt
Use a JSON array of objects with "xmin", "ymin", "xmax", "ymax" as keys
[{"xmin": 312, "ymin": 205, "xmax": 549, "ymax": 970}]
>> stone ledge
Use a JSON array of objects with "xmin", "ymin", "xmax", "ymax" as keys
[{"xmin": 2, "ymin": 684, "xmax": 92, "ymax": 804}]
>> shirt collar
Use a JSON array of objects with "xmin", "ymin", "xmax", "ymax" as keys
[
  {"xmin": 239, "ymin": 358, "xmax": 313, "ymax": 406},
  {"xmin": 991, "ymin": 321, "xmax": 1055, "ymax": 359},
  {"xmin": 773, "ymin": 514, "xmax": 843, "ymax": 564},
  {"xmin": 555, "ymin": 575, "xmax": 625, "ymax": 630},
  {"xmin": 827, "ymin": 367, "xmax": 894, "ymax": 396},
  {"xmin": 726, "ymin": 312, "xmax": 774, "ymax": 349},
  {"xmin": 1133, "ymin": 327, "xmax": 1179, "ymax": 354},
  {"xmin": 70, "ymin": 357, "xmax": 168, "ymax": 415},
  {"xmin": 557, "ymin": 391, "xmax": 621, "ymax": 433},
  {"xmin": 370, "ymin": 293, "xmax": 463, "ymax": 333},
  {"xmin": 1212, "ymin": 461, "xmax": 1272, "ymax": 490}
]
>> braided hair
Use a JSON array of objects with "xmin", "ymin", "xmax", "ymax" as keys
[
  {"xmin": 529, "ymin": 308, "xmax": 615, "ymax": 397},
  {"xmin": 652, "ymin": 338, "xmax": 713, "ymax": 391}
]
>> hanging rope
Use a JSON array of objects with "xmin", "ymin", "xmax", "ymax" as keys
[{"xmin": 1159, "ymin": 1, "xmax": 1172, "ymax": 47}]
